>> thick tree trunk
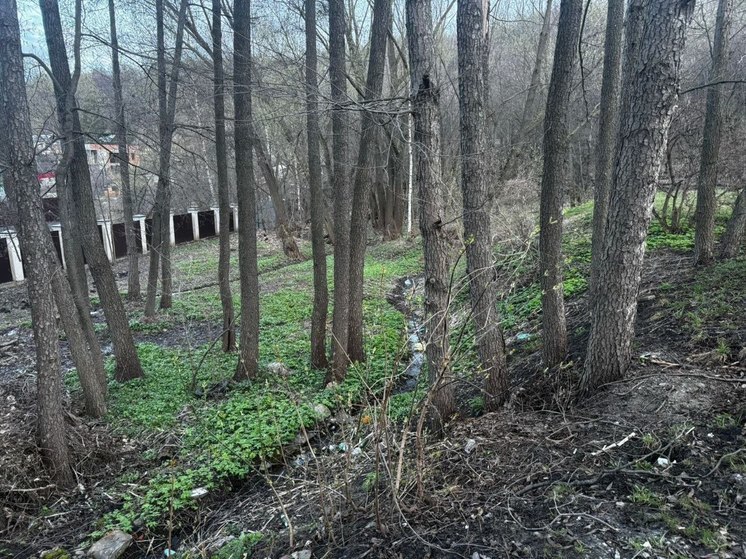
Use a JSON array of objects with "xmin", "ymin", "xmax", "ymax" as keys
[
  {"xmin": 40, "ymin": 0, "xmax": 144, "ymax": 382},
  {"xmin": 693, "ymin": 0, "xmax": 731, "ymax": 266},
  {"xmin": 0, "ymin": 0, "xmax": 73, "ymax": 485},
  {"xmin": 581, "ymin": 0, "xmax": 695, "ymax": 393},
  {"xmin": 590, "ymin": 0, "xmax": 625, "ymax": 300},
  {"xmin": 234, "ymin": 0, "xmax": 260, "ymax": 381},
  {"xmin": 347, "ymin": 0, "xmax": 393, "ymax": 364},
  {"xmin": 328, "ymin": 0, "xmax": 352, "ymax": 383},
  {"xmin": 538, "ymin": 0, "xmax": 583, "ymax": 368},
  {"xmin": 407, "ymin": 0, "xmax": 456, "ymax": 432},
  {"xmin": 457, "ymin": 0, "xmax": 509, "ymax": 410},
  {"xmin": 719, "ymin": 187, "xmax": 746, "ymax": 259},
  {"xmin": 251, "ymin": 128, "xmax": 302, "ymax": 260},
  {"xmin": 212, "ymin": 0, "xmax": 236, "ymax": 352},
  {"xmin": 500, "ymin": 0, "xmax": 553, "ymax": 183},
  {"xmin": 108, "ymin": 0, "xmax": 140, "ymax": 301},
  {"xmin": 305, "ymin": 0, "xmax": 329, "ymax": 370}
]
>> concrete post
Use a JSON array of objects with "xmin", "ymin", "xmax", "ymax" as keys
[
  {"xmin": 49, "ymin": 225, "xmax": 66, "ymax": 268},
  {"xmin": 213, "ymin": 207, "xmax": 220, "ymax": 233},
  {"xmin": 98, "ymin": 220, "xmax": 114, "ymax": 262},
  {"xmin": 189, "ymin": 208, "xmax": 200, "ymax": 241},
  {"xmin": 232, "ymin": 206, "xmax": 239, "ymax": 231},
  {"xmin": 6, "ymin": 233, "xmax": 24, "ymax": 282},
  {"xmin": 135, "ymin": 216, "xmax": 148, "ymax": 253},
  {"xmin": 169, "ymin": 213, "xmax": 176, "ymax": 246}
]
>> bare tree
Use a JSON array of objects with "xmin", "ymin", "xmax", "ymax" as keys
[
  {"xmin": 234, "ymin": 0, "xmax": 260, "ymax": 381},
  {"xmin": 590, "ymin": 0, "xmax": 625, "ymax": 299},
  {"xmin": 0, "ymin": 0, "xmax": 73, "ymax": 485},
  {"xmin": 40, "ymin": 0, "xmax": 144, "ymax": 381},
  {"xmin": 693, "ymin": 0, "xmax": 731, "ymax": 266},
  {"xmin": 108, "ymin": 0, "xmax": 140, "ymax": 300},
  {"xmin": 251, "ymin": 126, "xmax": 302, "ymax": 260},
  {"xmin": 538, "ymin": 0, "xmax": 583, "ymax": 368},
  {"xmin": 582, "ymin": 0, "xmax": 695, "ymax": 392},
  {"xmin": 347, "ymin": 0, "xmax": 393, "ymax": 363},
  {"xmin": 305, "ymin": 0, "xmax": 329, "ymax": 370},
  {"xmin": 212, "ymin": 0, "xmax": 236, "ymax": 352},
  {"xmin": 720, "ymin": 187, "xmax": 746, "ymax": 259},
  {"xmin": 145, "ymin": 0, "xmax": 188, "ymax": 315},
  {"xmin": 328, "ymin": 0, "xmax": 352, "ymax": 382},
  {"xmin": 457, "ymin": 0, "xmax": 509, "ymax": 410},
  {"xmin": 500, "ymin": 0, "xmax": 554, "ymax": 183},
  {"xmin": 407, "ymin": 0, "xmax": 456, "ymax": 431}
]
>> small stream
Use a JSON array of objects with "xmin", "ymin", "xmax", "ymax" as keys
[{"xmin": 387, "ymin": 276, "xmax": 426, "ymax": 393}]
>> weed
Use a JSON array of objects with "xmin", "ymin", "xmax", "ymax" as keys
[{"xmin": 630, "ymin": 485, "xmax": 663, "ymax": 507}]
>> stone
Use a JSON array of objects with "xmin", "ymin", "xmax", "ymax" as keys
[
  {"xmin": 88, "ymin": 530, "xmax": 132, "ymax": 559},
  {"xmin": 313, "ymin": 403, "xmax": 331, "ymax": 420},
  {"xmin": 291, "ymin": 550, "xmax": 312, "ymax": 559},
  {"xmin": 267, "ymin": 362, "xmax": 292, "ymax": 377}
]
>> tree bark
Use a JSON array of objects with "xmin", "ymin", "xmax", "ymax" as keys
[
  {"xmin": 500, "ymin": 0, "xmax": 553, "ymax": 183},
  {"xmin": 234, "ymin": 0, "xmax": 260, "ymax": 381},
  {"xmin": 457, "ymin": 0, "xmax": 509, "ymax": 411},
  {"xmin": 212, "ymin": 0, "xmax": 236, "ymax": 352},
  {"xmin": 719, "ymin": 187, "xmax": 746, "ymax": 259},
  {"xmin": 0, "ymin": 0, "xmax": 73, "ymax": 485},
  {"xmin": 347, "ymin": 0, "xmax": 393, "ymax": 364},
  {"xmin": 693, "ymin": 0, "xmax": 731, "ymax": 266},
  {"xmin": 40, "ymin": 0, "xmax": 144, "ymax": 381},
  {"xmin": 251, "ymin": 127, "xmax": 302, "ymax": 260},
  {"xmin": 581, "ymin": 0, "xmax": 695, "ymax": 393},
  {"xmin": 328, "ymin": 0, "xmax": 352, "ymax": 383},
  {"xmin": 305, "ymin": 0, "xmax": 329, "ymax": 370},
  {"xmin": 407, "ymin": 0, "xmax": 456, "ymax": 432},
  {"xmin": 538, "ymin": 0, "xmax": 583, "ymax": 368},
  {"xmin": 590, "ymin": 0, "xmax": 625, "ymax": 300},
  {"xmin": 108, "ymin": 0, "xmax": 140, "ymax": 301}
]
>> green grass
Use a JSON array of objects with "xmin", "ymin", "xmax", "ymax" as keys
[{"xmin": 91, "ymin": 240, "xmax": 420, "ymax": 537}]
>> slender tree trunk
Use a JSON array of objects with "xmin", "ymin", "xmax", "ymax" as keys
[
  {"xmin": 719, "ymin": 187, "xmax": 746, "ymax": 259},
  {"xmin": 347, "ymin": 0, "xmax": 393, "ymax": 363},
  {"xmin": 590, "ymin": 0, "xmax": 625, "ymax": 299},
  {"xmin": 457, "ymin": 0, "xmax": 509, "ymax": 410},
  {"xmin": 305, "ymin": 0, "xmax": 329, "ymax": 370},
  {"xmin": 581, "ymin": 0, "xmax": 695, "ymax": 393},
  {"xmin": 58, "ymin": 182, "xmax": 89, "ymax": 313},
  {"xmin": 693, "ymin": 0, "xmax": 731, "ymax": 266},
  {"xmin": 251, "ymin": 127, "xmax": 302, "ymax": 260},
  {"xmin": 328, "ymin": 0, "xmax": 352, "ymax": 382},
  {"xmin": 40, "ymin": 0, "xmax": 144, "ymax": 381},
  {"xmin": 406, "ymin": 0, "xmax": 456, "ymax": 432},
  {"xmin": 212, "ymin": 0, "xmax": 236, "ymax": 352},
  {"xmin": 108, "ymin": 0, "xmax": 140, "ymax": 300},
  {"xmin": 500, "ymin": 0, "xmax": 553, "ymax": 183},
  {"xmin": 146, "ymin": 0, "xmax": 187, "ymax": 314},
  {"xmin": 538, "ymin": 0, "xmax": 583, "ymax": 368},
  {"xmin": 234, "ymin": 0, "xmax": 260, "ymax": 381},
  {"xmin": 0, "ymin": 0, "xmax": 73, "ymax": 485}
]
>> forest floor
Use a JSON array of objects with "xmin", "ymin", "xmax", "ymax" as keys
[{"xmin": 0, "ymin": 198, "xmax": 744, "ymax": 559}]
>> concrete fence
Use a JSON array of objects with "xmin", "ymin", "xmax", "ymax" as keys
[{"xmin": 0, "ymin": 206, "xmax": 235, "ymax": 284}]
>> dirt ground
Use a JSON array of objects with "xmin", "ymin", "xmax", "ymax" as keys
[{"xmin": 0, "ymin": 240, "xmax": 744, "ymax": 559}]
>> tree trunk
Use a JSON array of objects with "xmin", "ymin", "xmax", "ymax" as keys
[
  {"xmin": 581, "ymin": 0, "xmax": 695, "ymax": 393},
  {"xmin": 251, "ymin": 127, "xmax": 302, "ymax": 260},
  {"xmin": 212, "ymin": 0, "xmax": 236, "ymax": 352},
  {"xmin": 538, "ymin": 0, "xmax": 583, "ymax": 368},
  {"xmin": 0, "ymin": 0, "xmax": 73, "ymax": 485},
  {"xmin": 590, "ymin": 0, "xmax": 625, "ymax": 300},
  {"xmin": 406, "ymin": 0, "xmax": 456, "ymax": 432},
  {"xmin": 457, "ymin": 0, "xmax": 509, "ymax": 411},
  {"xmin": 40, "ymin": 0, "xmax": 144, "ymax": 382},
  {"xmin": 719, "ymin": 187, "xmax": 746, "ymax": 259},
  {"xmin": 305, "ymin": 0, "xmax": 329, "ymax": 370},
  {"xmin": 328, "ymin": 0, "xmax": 352, "ymax": 383},
  {"xmin": 108, "ymin": 0, "xmax": 140, "ymax": 301},
  {"xmin": 500, "ymin": 0, "xmax": 553, "ymax": 183},
  {"xmin": 234, "ymin": 0, "xmax": 260, "ymax": 381},
  {"xmin": 347, "ymin": 0, "xmax": 393, "ymax": 364},
  {"xmin": 693, "ymin": 0, "xmax": 731, "ymax": 266}
]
